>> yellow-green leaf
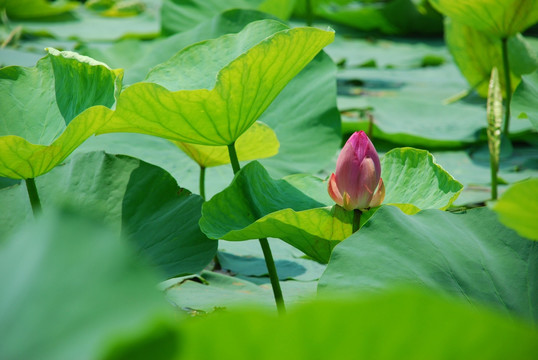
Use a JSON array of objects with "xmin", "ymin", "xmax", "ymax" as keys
[
  {"xmin": 0, "ymin": 49, "xmax": 120, "ymax": 179},
  {"xmin": 430, "ymin": 0, "xmax": 538, "ymax": 38},
  {"xmin": 445, "ymin": 19, "xmax": 520, "ymax": 97},
  {"xmin": 99, "ymin": 20, "xmax": 334, "ymax": 146},
  {"xmin": 174, "ymin": 121, "xmax": 279, "ymax": 168}
]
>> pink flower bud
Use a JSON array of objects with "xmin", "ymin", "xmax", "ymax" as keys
[{"xmin": 328, "ymin": 131, "xmax": 385, "ymax": 211}]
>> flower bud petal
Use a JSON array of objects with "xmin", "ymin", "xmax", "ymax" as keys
[
  {"xmin": 369, "ymin": 177, "xmax": 385, "ymax": 208},
  {"xmin": 354, "ymin": 157, "xmax": 378, "ymax": 210},
  {"xmin": 328, "ymin": 173, "xmax": 344, "ymax": 207}
]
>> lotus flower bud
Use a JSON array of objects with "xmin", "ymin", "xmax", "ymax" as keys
[{"xmin": 328, "ymin": 131, "xmax": 385, "ymax": 211}]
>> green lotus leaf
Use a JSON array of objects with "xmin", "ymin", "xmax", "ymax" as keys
[
  {"xmin": 0, "ymin": 0, "xmax": 79, "ymax": 19},
  {"xmin": 492, "ymin": 178, "xmax": 538, "ymax": 241},
  {"xmin": 160, "ymin": 0, "xmax": 295, "ymax": 35},
  {"xmin": 177, "ymin": 288, "xmax": 538, "ymax": 359},
  {"xmin": 319, "ymin": 206, "xmax": 538, "ymax": 322},
  {"xmin": 382, "ymin": 148, "xmax": 463, "ymax": 214},
  {"xmin": 200, "ymin": 149, "xmax": 462, "ymax": 263},
  {"xmin": 512, "ymin": 71, "xmax": 538, "ymax": 130},
  {"xmin": 0, "ymin": 48, "xmax": 120, "ymax": 179},
  {"xmin": 430, "ymin": 0, "xmax": 538, "ymax": 38},
  {"xmin": 445, "ymin": 19, "xmax": 521, "ymax": 97},
  {"xmin": 174, "ymin": 121, "xmax": 279, "ymax": 168},
  {"xmin": 0, "ymin": 151, "xmax": 217, "ymax": 278},
  {"xmin": 99, "ymin": 20, "xmax": 335, "ymax": 146},
  {"xmin": 0, "ymin": 208, "xmax": 178, "ymax": 360}
]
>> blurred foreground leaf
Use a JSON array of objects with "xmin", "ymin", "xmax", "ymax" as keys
[
  {"xmin": 0, "ymin": 208, "xmax": 179, "ymax": 360},
  {"xmin": 178, "ymin": 288, "xmax": 538, "ymax": 359}
]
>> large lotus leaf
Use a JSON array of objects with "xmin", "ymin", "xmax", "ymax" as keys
[
  {"xmin": 318, "ymin": 206, "xmax": 538, "ymax": 321},
  {"xmin": 445, "ymin": 19, "xmax": 522, "ymax": 97},
  {"xmin": 492, "ymin": 178, "xmax": 538, "ymax": 241},
  {"xmin": 0, "ymin": 48, "xmax": 120, "ymax": 179},
  {"xmin": 178, "ymin": 288, "xmax": 538, "ymax": 359},
  {"xmin": 99, "ymin": 20, "xmax": 334, "ymax": 146},
  {"xmin": 381, "ymin": 148, "xmax": 463, "ymax": 214},
  {"xmin": 512, "ymin": 71, "xmax": 538, "ymax": 130},
  {"xmin": 317, "ymin": 0, "xmax": 442, "ymax": 35},
  {"xmin": 0, "ymin": 151, "xmax": 217, "ymax": 278},
  {"xmin": 0, "ymin": 0, "xmax": 79, "ymax": 19},
  {"xmin": 174, "ymin": 121, "xmax": 279, "ymax": 168},
  {"xmin": 200, "ymin": 151, "xmax": 463, "ymax": 263},
  {"xmin": 0, "ymin": 208, "xmax": 179, "ymax": 360},
  {"xmin": 8, "ymin": 0, "xmax": 160, "ymax": 41},
  {"xmin": 160, "ymin": 0, "xmax": 294, "ymax": 35},
  {"xmin": 430, "ymin": 0, "xmax": 538, "ymax": 38}
]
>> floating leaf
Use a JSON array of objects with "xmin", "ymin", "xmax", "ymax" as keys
[
  {"xmin": 430, "ymin": 0, "xmax": 538, "ymax": 38},
  {"xmin": 381, "ymin": 148, "xmax": 463, "ymax": 214},
  {"xmin": 0, "ymin": 208, "xmax": 178, "ymax": 360},
  {"xmin": 0, "ymin": 0, "xmax": 79, "ymax": 19},
  {"xmin": 164, "ymin": 270, "xmax": 316, "ymax": 313},
  {"xmin": 0, "ymin": 152, "xmax": 217, "ymax": 277},
  {"xmin": 0, "ymin": 49, "xmax": 120, "ymax": 179},
  {"xmin": 200, "ymin": 150, "xmax": 462, "ymax": 263},
  {"xmin": 174, "ymin": 121, "xmax": 279, "ymax": 168},
  {"xmin": 319, "ymin": 206, "xmax": 538, "ymax": 322},
  {"xmin": 177, "ymin": 288, "xmax": 538, "ymax": 359},
  {"xmin": 493, "ymin": 178, "xmax": 538, "ymax": 241},
  {"xmin": 8, "ymin": 2, "xmax": 160, "ymax": 41},
  {"xmin": 99, "ymin": 20, "xmax": 334, "ymax": 146}
]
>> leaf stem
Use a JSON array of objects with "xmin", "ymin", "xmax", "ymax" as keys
[
  {"xmin": 199, "ymin": 166, "xmax": 206, "ymax": 200},
  {"xmin": 501, "ymin": 37, "xmax": 512, "ymax": 136},
  {"xmin": 259, "ymin": 237, "xmax": 286, "ymax": 314},
  {"xmin": 25, "ymin": 178, "xmax": 42, "ymax": 216},
  {"xmin": 227, "ymin": 142, "xmax": 241, "ymax": 175},
  {"xmin": 226, "ymin": 142, "xmax": 286, "ymax": 315}
]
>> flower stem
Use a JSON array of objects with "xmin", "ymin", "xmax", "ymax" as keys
[
  {"xmin": 501, "ymin": 37, "xmax": 512, "ymax": 136},
  {"xmin": 25, "ymin": 178, "xmax": 42, "ymax": 216},
  {"xmin": 490, "ymin": 154, "xmax": 498, "ymax": 200},
  {"xmin": 226, "ymin": 142, "xmax": 286, "ymax": 315},
  {"xmin": 352, "ymin": 209, "xmax": 361, "ymax": 233},
  {"xmin": 199, "ymin": 166, "xmax": 206, "ymax": 200}
]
